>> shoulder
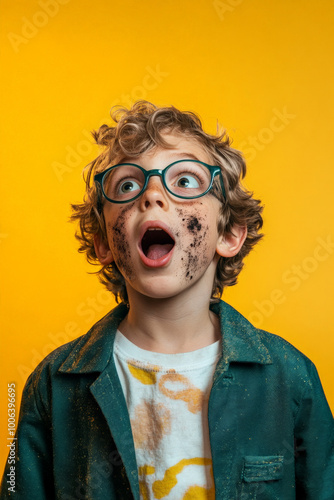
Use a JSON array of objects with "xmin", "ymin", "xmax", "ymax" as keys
[
  {"xmin": 257, "ymin": 327, "xmax": 313, "ymax": 368},
  {"xmin": 256, "ymin": 327, "xmax": 320, "ymax": 390},
  {"xmin": 25, "ymin": 302, "xmax": 128, "ymax": 388},
  {"xmin": 217, "ymin": 301, "xmax": 332, "ymax": 421},
  {"xmin": 218, "ymin": 300, "xmax": 319, "ymax": 387}
]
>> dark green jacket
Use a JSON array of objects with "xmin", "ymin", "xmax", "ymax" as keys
[{"xmin": 1, "ymin": 301, "xmax": 333, "ymax": 499}]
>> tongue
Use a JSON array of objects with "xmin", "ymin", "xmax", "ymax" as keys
[{"xmin": 146, "ymin": 243, "xmax": 174, "ymax": 260}]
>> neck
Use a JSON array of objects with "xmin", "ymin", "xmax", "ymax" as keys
[{"xmin": 118, "ymin": 286, "xmax": 221, "ymax": 353}]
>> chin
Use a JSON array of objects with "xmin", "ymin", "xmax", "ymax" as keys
[
  {"xmin": 131, "ymin": 275, "xmax": 200, "ymax": 301},
  {"xmin": 143, "ymin": 285, "xmax": 184, "ymax": 301}
]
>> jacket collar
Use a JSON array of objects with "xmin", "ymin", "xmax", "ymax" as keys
[
  {"xmin": 212, "ymin": 301, "xmax": 272, "ymax": 378},
  {"xmin": 58, "ymin": 300, "xmax": 272, "ymax": 375},
  {"xmin": 58, "ymin": 302, "xmax": 128, "ymax": 374}
]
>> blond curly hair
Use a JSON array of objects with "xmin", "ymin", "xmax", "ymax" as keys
[{"xmin": 71, "ymin": 101, "xmax": 263, "ymax": 304}]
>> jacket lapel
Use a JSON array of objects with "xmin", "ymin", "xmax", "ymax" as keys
[
  {"xmin": 90, "ymin": 363, "xmax": 140, "ymax": 499},
  {"xmin": 58, "ymin": 303, "xmax": 139, "ymax": 499}
]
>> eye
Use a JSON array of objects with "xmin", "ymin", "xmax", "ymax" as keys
[
  {"xmin": 119, "ymin": 179, "xmax": 141, "ymax": 193},
  {"xmin": 175, "ymin": 174, "xmax": 200, "ymax": 189}
]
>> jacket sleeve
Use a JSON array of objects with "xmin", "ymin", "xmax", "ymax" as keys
[
  {"xmin": 294, "ymin": 361, "xmax": 334, "ymax": 500},
  {"xmin": 0, "ymin": 370, "xmax": 55, "ymax": 500}
]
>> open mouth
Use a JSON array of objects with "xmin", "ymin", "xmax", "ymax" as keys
[{"xmin": 141, "ymin": 228, "xmax": 175, "ymax": 261}]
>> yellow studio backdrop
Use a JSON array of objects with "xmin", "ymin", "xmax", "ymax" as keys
[{"xmin": 1, "ymin": 0, "xmax": 333, "ymax": 473}]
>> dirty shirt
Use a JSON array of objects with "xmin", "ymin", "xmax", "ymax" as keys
[{"xmin": 113, "ymin": 329, "xmax": 221, "ymax": 499}]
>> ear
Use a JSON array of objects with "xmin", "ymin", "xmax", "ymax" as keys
[
  {"xmin": 216, "ymin": 225, "xmax": 247, "ymax": 258},
  {"xmin": 93, "ymin": 233, "xmax": 113, "ymax": 265}
]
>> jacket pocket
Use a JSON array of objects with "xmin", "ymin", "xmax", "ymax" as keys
[
  {"xmin": 240, "ymin": 456, "xmax": 284, "ymax": 499},
  {"xmin": 243, "ymin": 455, "xmax": 284, "ymax": 482}
]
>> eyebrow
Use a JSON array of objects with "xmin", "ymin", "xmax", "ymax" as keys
[
  {"xmin": 166, "ymin": 152, "xmax": 201, "ymax": 162},
  {"xmin": 119, "ymin": 152, "xmax": 202, "ymax": 164}
]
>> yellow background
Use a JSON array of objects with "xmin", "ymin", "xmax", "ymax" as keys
[{"xmin": 1, "ymin": 0, "xmax": 333, "ymax": 472}]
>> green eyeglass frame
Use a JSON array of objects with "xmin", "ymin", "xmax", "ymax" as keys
[{"xmin": 94, "ymin": 159, "xmax": 226, "ymax": 204}]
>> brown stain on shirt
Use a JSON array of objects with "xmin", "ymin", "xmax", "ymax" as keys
[{"xmin": 131, "ymin": 400, "xmax": 171, "ymax": 451}]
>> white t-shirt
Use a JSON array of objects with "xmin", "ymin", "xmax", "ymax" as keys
[{"xmin": 113, "ymin": 329, "xmax": 221, "ymax": 500}]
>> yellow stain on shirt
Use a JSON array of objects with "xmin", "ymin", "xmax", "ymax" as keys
[
  {"xmin": 152, "ymin": 457, "xmax": 212, "ymax": 499},
  {"xmin": 139, "ymin": 481, "xmax": 150, "ymax": 500},
  {"xmin": 139, "ymin": 464, "xmax": 155, "ymax": 476},
  {"xmin": 127, "ymin": 361, "xmax": 160, "ymax": 384},
  {"xmin": 158, "ymin": 373, "xmax": 204, "ymax": 413},
  {"xmin": 183, "ymin": 463, "xmax": 215, "ymax": 500},
  {"xmin": 139, "ymin": 464, "xmax": 155, "ymax": 500},
  {"xmin": 183, "ymin": 485, "xmax": 215, "ymax": 499}
]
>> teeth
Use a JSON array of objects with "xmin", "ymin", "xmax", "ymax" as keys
[{"xmin": 148, "ymin": 228, "xmax": 162, "ymax": 231}]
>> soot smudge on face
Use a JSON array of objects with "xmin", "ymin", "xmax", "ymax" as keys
[
  {"xmin": 108, "ymin": 203, "xmax": 136, "ymax": 281},
  {"xmin": 187, "ymin": 216, "xmax": 202, "ymax": 233},
  {"xmin": 175, "ymin": 208, "xmax": 210, "ymax": 282}
]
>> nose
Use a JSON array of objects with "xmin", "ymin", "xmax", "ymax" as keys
[{"xmin": 139, "ymin": 175, "xmax": 169, "ymax": 211}]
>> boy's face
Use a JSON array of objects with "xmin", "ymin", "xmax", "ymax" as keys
[{"xmin": 94, "ymin": 131, "xmax": 245, "ymax": 301}]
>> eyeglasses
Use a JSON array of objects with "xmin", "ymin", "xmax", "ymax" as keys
[{"xmin": 94, "ymin": 159, "xmax": 226, "ymax": 204}]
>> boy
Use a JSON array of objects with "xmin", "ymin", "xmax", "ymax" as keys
[{"xmin": 1, "ymin": 101, "xmax": 333, "ymax": 499}]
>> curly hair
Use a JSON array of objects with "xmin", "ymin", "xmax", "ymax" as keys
[{"xmin": 71, "ymin": 100, "xmax": 263, "ymax": 304}]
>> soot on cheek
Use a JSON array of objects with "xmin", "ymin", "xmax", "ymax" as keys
[
  {"xmin": 108, "ymin": 204, "xmax": 136, "ymax": 280},
  {"xmin": 175, "ymin": 208, "xmax": 210, "ymax": 282},
  {"xmin": 184, "ymin": 225, "xmax": 210, "ymax": 281},
  {"xmin": 187, "ymin": 216, "xmax": 202, "ymax": 233}
]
